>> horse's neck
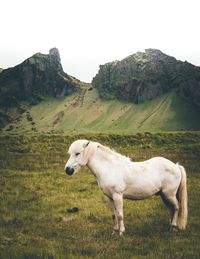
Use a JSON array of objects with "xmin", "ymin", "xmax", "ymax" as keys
[
  {"xmin": 87, "ymin": 148, "xmax": 131, "ymax": 180},
  {"xmin": 87, "ymin": 150, "xmax": 114, "ymax": 179}
]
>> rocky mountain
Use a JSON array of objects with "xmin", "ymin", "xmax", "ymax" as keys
[
  {"xmin": 0, "ymin": 68, "xmax": 3, "ymax": 73},
  {"xmin": 0, "ymin": 48, "xmax": 80, "ymax": 108},
  {"xmin": 92, "ymin": 49, "xmax": 200, "ymax": 109},
  {"xmin": 1, "ymin": 48, "xmax": 200, "ymax": 132}
]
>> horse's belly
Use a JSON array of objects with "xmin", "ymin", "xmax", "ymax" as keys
[
  {"xmin": 123, "ymin": 184, "xmax": 159, "ymax": 200},
  {"xmin": 123, "ymin": 193, "xmax": 152, "ymax": 200}
]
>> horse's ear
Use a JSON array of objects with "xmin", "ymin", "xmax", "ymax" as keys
[{"xmin": 83, "ymin": 141, "xmax": 90, "ymax": 148}]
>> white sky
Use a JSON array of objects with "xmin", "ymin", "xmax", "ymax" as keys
[{"xmin": 0, "ymin": 0, "xmax": 200, "ymax": 82}]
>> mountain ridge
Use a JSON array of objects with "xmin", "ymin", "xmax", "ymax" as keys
[
  {"xmin": 1, "ymin": 48, "xmax": 200, "ymax": 132},
  {"xmin": 92, "ymin": 48, "xmax": 200, "ymax": 109},
  {"xmin": 0, "ymin": 48, "xmax": 82, "ymax": 127},
  {"xmin": 0, "ymin": 48, "xmax": 80, "ymax": 108}
]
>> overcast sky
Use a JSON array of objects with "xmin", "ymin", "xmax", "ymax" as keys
[{"xmin": 0, "ymin": 0, "xmax": 200, "ymax": 82}]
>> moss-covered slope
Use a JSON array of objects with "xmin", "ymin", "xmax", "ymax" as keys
[{"xmin": 3, "ymin": 88, "xmax": 200, "ymax": 133}]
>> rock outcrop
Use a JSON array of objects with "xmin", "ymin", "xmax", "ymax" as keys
[
  {"xmin": 0, "ymin": 48, "xmax": 79, "ymax": 108},
  {"xmin": 92, "ymin": 49, "xmax": 200, "ymax": 109}
]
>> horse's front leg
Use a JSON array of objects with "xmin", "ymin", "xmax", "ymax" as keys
[
  {"xmin": 107, "ymin": 197, "xmax": 119, "ymax": 232},
  {"xmin": 112, "ymin": 193, "xmax": 125, "ymax": 236}
]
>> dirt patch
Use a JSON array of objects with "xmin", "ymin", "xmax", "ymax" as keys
[
  {"xmin": 0, "ymin": 236, "xmax": 15, "ymax": 247},
  {"xmin": 65, "ymin": 88, "xmax": 87, "ymax": 108},
  {"xmin": 52, "ymin": 110, "xmax": 64, "ymax": 127}
]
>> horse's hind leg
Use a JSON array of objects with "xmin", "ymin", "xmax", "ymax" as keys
[
  {"xmin": 160, "ymin": 192, "xmax": 174, "ymax": 223},
  {"xmin": 161, "ymin": 192, "xmax": 179, "ymax": 230},
  {"xmin": 168, "ymin": 196, "xmax": 179, "ymax": 230}
]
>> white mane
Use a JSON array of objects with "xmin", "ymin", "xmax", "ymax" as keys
[{"xmin": 97, "ymin": 143, "xmax": 131, "ymax": 163}]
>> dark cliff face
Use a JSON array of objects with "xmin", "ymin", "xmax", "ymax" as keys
[
  {"xmin": 92, "ymin": 49, "xmax": 200, "ymax": 108},
  {"xmin": 0, "ymin": 48, "xmax": 79, "ymax": 107}
]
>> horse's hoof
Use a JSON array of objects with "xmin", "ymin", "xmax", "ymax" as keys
[
  {"xmin": 119, "ymin": 231, "xmax": 126, "ymax": 236},
  {"xmin": 170, "ymin": 225, "xmax": 179, "ymax": 232},
  {"xmin": 112, "ymin": 227, "xmax": 119, "ymax": 235}
]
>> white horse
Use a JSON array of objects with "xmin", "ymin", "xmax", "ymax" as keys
[{"xmin": 64, "ymin": 139, "xmax": 188, "ymax": 235}]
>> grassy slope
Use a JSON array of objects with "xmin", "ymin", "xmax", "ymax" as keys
[
  {"xmin": 5, "ymin": 87, "xmax": 200, "ymax": 133},
  {"xmin": 0, "ymin": 133, "xmax": 200, "ymax": 258}
]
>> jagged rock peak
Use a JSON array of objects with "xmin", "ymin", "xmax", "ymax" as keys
[
  {"xmin": 48, "ymin": 48, "xmax": 63, "ymax": 72},
  {"xmin": 144, "ymin": 48, "xmax": 176, "ymax": 62},
  {"xmin": 145, "ymin": 48, "xmax": 164, "ymax": 55},
  {"xmin": 49, "ymin": 48, "xmax": 61, "ymax": 62}
]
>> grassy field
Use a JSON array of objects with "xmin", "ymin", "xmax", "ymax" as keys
[
  {"xmin": 4, "ymin": 88, "xmax": 200, "ymax": 133},
  {"xmin": 0, "ymin": 132, "xmax": 200, "ymax": 258}
]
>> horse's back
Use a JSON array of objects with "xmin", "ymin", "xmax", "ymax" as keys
[
  {"xmin": 135, "ymin": 156, "xmax": 181, "ymax": 185},
  {"xmin": 143, "ymin": 156, "xmax": 178, "ymax": 173},
  {"xmin": 145, "ymin": 156, "xmax": 175, "ymax": 166}
]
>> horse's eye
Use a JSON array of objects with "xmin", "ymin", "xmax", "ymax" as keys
[{"xmin": 75, "ymin": 153, "xmax": 80, "ymax": 156}]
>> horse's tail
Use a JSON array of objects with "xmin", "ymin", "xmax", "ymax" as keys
[{"xmin": 176, "ymin": 164, "xmax": 188, "ymax": 230}]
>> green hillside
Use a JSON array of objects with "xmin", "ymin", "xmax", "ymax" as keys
[{"xmin": 4, "ymin": 86, "xmax": 200, "ymax": 133}]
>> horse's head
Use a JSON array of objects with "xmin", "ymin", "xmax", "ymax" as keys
[{"xmin": 64, "ymin": 139, "xmax": 94, "ymax": 176}]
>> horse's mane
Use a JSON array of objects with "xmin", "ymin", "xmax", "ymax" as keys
[{"xmin": 97, "ymin": 143, "xmax": 131, "ymax": 163}]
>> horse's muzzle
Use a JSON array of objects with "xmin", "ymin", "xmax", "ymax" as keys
[{"xmin": 65, "ymin": 166, "xmax": 74, "ymax": 176}]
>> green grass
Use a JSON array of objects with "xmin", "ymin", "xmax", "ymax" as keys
[
  {"xmin": 4, "ymin": 88, "xmax": 200, "ymax": 133},
  {"xmin": 0, "ymin": 133, "xmax": 200, "ymax": 258}
]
